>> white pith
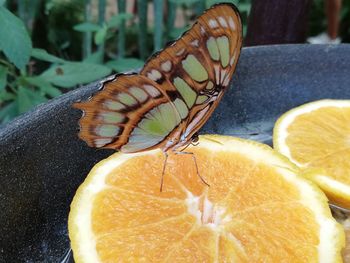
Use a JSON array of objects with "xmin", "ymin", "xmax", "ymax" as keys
[
  {"xmin": 185, "ymin": 191, "xmax": 231, "ymax": 228},
  {"xmin": 70, "ymin": 136, "xmax": 342, "ymax": 263},
  {"xmin": 315, "ymin": 174, "xmax": 350, "ymax": 198}
]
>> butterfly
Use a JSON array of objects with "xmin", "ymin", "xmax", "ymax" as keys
[{"xmin": 74, "ymin": 3, "xmax": 242, "ymax": 187}]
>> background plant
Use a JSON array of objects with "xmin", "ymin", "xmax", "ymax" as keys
[{"xmin": 0, "ymin": 0, "xmax": 349, "ymax": 124}]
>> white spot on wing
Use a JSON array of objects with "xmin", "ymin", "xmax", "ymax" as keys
[
  {"xmin": 223, "ymin": 74, "xmax": 231, "ymax": 87},
  {"xmin": 218, "ymin": 16, "xmax": 228, "ymax": 28},
  {"xmin": 183, "ymin": 105, "xmax": 211, "ymax": 138},
  {"xmin": 191, "ymin": 39, "xmax": 199, "ymax": 47},
  {"xmin": 220, "ymin": 69, "xmax": 227, "ymax": 84},
  {"xmin": 176, "ymin": 48, "xmax": 185, "ymax": 56},
  {"xmin": 230, "ymin": 55, "xmax": 236, "ymax": 66},
  {"xmin": 161, "ymin": 61, "xmax": 172, "ymax": 72},
  {"xmin": 228, "ymin": 17, "xmax": 235, "ymax": 30},
  {"xmin": 147, "ymin": 69, "xmax": 162, "ymax": 81},
  {"xmin": 143, "ymin": 84, "xmax": 161, "ymax": 97},
  {"xmin": 209, "ymin": 19, "xmax": 219, "ymax": 29},
  {"xmin": 200, "ymin": 26, "xmax": 206, "ymax": 35}
]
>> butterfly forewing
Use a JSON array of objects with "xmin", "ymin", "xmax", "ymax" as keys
[{"xmin": 75, "ymin": 3, "xmax": 242, "ymax": 152}]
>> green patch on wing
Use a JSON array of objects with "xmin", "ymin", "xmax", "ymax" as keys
[
  {"xmin": 173, "ymin": 99, "xmax": 188, "ymax": 119},
  {"xmin": 196, "ymin": 95, "xmax": 208, "ymax": 104},
  {"xmin": 217, "ymin": 36, "xmax": 230, "ymax": 67},
  {"xmin": 104, "ymin": 100, "xmax": 125, "ymax": 111},
  {"xmin": 138, "ymin": 102, "xmax": 180, "ymax": 136},
  {"xmin": 182, "ymin": 55, "xmax": 208, "ymax": 82},
  {"xmin": 100, "ymin": 112, "xmax": 124, "ymax": 123},
  {"xmin": 206, "ymin": 37, "xmax": 220, "ymax": 61},
  {"xmin": 173, "ymin": 77, "xmax": 196, "ymax": 107},
  {"xmin": 95, "ymin": 124, "xmax": 120, "ymax": 137},
  {"xmin": 118, "ymin": 93, "xmax": 137, "ymax": 106}
]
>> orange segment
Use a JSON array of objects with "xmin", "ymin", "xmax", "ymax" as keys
[
  {"xmin": 69, "ymin": 135, "xmax": 344, "ymax": 262},
  {"xmin": 274, "ymin": 100, "xmax": 350, "ymax": 209}
]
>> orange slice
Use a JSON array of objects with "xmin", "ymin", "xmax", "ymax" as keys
[
  {"xmin": 68, "ymin": 135, "xmax": 344, "ymax": 262},
  {"xmin": 343, "ymin": 219, "xmax": 350, "ymax": 261},
  {"xmin": 273, "ymin": 100, "xmax": 350, "ymax": 209}
]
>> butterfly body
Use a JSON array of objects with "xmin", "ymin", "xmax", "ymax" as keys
[{"xmin": 74, "ymin": 3, "xmax": 243, "ymax": 154}]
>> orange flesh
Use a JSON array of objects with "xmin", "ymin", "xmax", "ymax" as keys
[
  {"xmin": 344, "ymin": 220, "xmax": 350, "ymax": 262},
  {"xmin": 286, "ymin": 106, "xmax": 350, "ymax": 186},
  {"xmin": 91, "ymin": 148, "xmax": 320, "ymax": 262}
]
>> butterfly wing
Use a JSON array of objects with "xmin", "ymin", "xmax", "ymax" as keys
[
  {"xmin": 140, "ymin": 3, "xmax": 243, "ymax": 148},
  {"xmin": 74, "ymin": 74, "xmax": 184, "ymax": 152},
  {"xmin": 75, "ymin": 3, "xmax": 242, "ymax": 153}
]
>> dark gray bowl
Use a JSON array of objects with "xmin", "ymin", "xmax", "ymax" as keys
[{"xmin": 1, "ymin": 44, "xmax": 350, "ymax": 262}]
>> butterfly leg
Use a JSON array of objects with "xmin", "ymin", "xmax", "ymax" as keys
[
  {"xmin": 160, "ymin": 151, "xmax": 169, "ymax": 192},
  {"xmin": 174, "ymin": 151, "xmax": 210, "ymax": 187}
]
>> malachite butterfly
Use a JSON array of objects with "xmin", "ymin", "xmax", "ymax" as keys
[{"xmin": 74, "ymin": 3, "xmax": 242, "ymax": 156}]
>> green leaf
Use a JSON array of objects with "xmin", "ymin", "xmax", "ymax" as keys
[
  {"xmin": 169, "ymin": 0, "xmax": 199, "ymax": 5},
  {"xmin": 40, "ymin": 62, "xmax": 112, "ymax": 88},
  {"xmin": 0, "ymin": 6, "xmax": 32, "ymax": 69},
  {"xmin": 17, "ymin": 86, "xmax": 47, "ymax": 113},
  {"xmin": 0, "ymin": 64, "xmax": 8, "ymax": 90},
  {"xmin": 74, "ymin": 22, "xmax": 101, "ymax": 32},
  {"xmin": 0, "ymin": 0, "xmax": 5, "ymax": 6},
  {"xmin": 24, "ymin": 76, "xmax": 62, "ymax": 97},
  {"xmin": 31, "ymin": 48, "xmax": 65, "ymax": 63},
  {"xmin": 106, "ymin": 58, "xmax": 144, "ymax": 72},
  {"xmin": 238, "ymin": 3, "xmax": 251, "ymax": 14},
  {"xmin": 94, "ymin": 25, "xmax": 107, "ymax": 45},
  {"xmin": 39, "ymin": 85, "xmax": 61, "ymax": 97},
  {"xmin": 83, "ymin": 50, "xmax": 104, "ymax": 64},
  {"xmin": 107, "ymin": 13, "xmax": 133, "ymax": 28},
  {"xmin": 0, "ymin": 90, "xmax": 15, "ymax": 102},
  {"xmin": 0, "ymin": 101, "xmax": 18, "ymax": 123},
  {"xmin": 17, "ymin": 87, "xmax": 32, "ymax": 113}
]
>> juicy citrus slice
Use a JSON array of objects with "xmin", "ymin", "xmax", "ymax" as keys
[
  {"xmin": 273, "ymin": 100, "xmax": 350, "ymax": 209},
  {"xmin": 68, "ymin": 135, "xmax": 344, "ymax": 262},
  {"xmin": 343, "ymin": 219, "xmax": 350, "ymax": 261}
]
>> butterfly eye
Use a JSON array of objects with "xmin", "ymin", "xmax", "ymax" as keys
[{"xmin": 192, "ymin": 133, "xmax": 199, "ymax": 143}]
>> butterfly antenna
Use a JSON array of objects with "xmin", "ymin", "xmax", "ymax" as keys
[
  {"xmin": 160, "ymin": 151, "xmax": 169, "ymax": 192},
  {"xmin": 175, "ymin": 151, "xmax": 210, "ymax": 187}
]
